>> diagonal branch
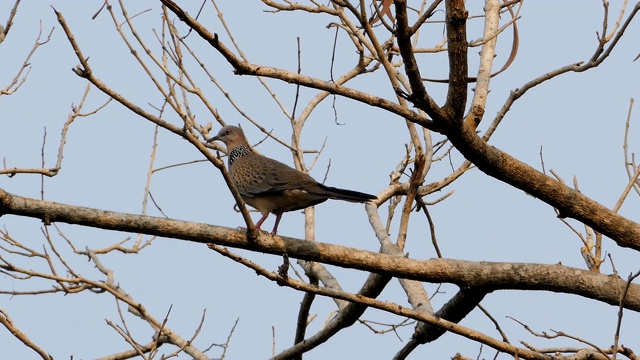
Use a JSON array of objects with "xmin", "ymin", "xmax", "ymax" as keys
[
  {"xmin": 401, "ymin": 1, "xmax": 640, "ymax": 251},
  {"xmin": 159, "ymin": 0, "xmax": 437, "ymax": 131},
  {"xmin": 53, "ymin": 6, "xmax": 260, "ymax": 239},
  {"xmin": 394, "ymin": 288, "xmax": 488, "ymax": 359},
  {"xmin": 208, "ymin": 244, "xmax": 540, "ymax": 360},
  {"xmin": 0, "ymin": 308, "xmax": 52, "ymax": 360},
  {"xmin": 394, "ymin": 0, "xmax": 446, "ymax": 121}
]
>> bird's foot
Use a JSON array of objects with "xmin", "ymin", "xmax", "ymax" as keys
[{"xmin": 254, "ymin": 226, "xmax": 272, "ymax": 236}]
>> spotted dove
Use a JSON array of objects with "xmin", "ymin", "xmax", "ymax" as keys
[{"xmin": 209, "ymin": 125, "xmax": 377, "ymax": 234}]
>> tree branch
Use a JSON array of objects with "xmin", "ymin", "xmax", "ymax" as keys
[
  {"xmin": 1, "ymin": 188, "xmax": 639, "ymax": 312},
  {"xmin": 406, "ymin": 1, "xmax": 640, "ymax": 251},
  {"xmin": 159, "ymin": 0, "xmax": 437, "ymax": 131}
]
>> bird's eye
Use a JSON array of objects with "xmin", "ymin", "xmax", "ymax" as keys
[{"xmin": 226, "ymin": 130, "xmax": 231, "ymax": 135}]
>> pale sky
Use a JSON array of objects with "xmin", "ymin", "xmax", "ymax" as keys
[{"xmin": 1, "ymin": 1, "xmax": 639, "ymax": 359}]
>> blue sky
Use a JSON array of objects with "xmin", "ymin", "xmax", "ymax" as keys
[{"xmin": 1, "ymin": 1, "xmax": 639, "ymax": 359}]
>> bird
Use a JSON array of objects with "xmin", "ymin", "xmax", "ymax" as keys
[{"xmin": 209, "ymin": 125, "xmax": 377, "ymax": 235}]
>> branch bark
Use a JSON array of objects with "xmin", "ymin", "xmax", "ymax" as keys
[
  {"xmin": 1, "ymin": 188, "xmax": 638, "ymax": 312},
  {"xmin": 397, "ymin": 0, "xmax": 640, "ymax": 251},
  {"xmin": 159, "ymin": 0, "xmax": 436, "ymax": 130}
]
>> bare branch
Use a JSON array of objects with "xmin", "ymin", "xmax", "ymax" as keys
[
  {"xmin": 1, "ymin": 22, "xmax": 53, "ymax": 96},
  {"xmin": 0, "ymin": 308, "xmax": 53, "ymax": 360},
  {"xmin": 208, "ymin": 244, "xmax": 541, "ymax": 360}
]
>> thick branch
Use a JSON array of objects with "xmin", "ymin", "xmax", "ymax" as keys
[
  {"xmin": 450, "ymin": 123, "xmax": 640, "ymax": 252},
  {"xmin": 408, "ymin": 1, "xmax": 640, "ymax": 251},
  {"xmin": 274, "ymin": 273, "xmax": 391, "ymax": 359},
  {"xmin": 394, "ymin": 0, "xmax": 446, "ymax": 121},
  {"xmin": 210, "ymin": 245, "xmax": 542, "ymax": 360},
  {"xmin": 395, "ymin": 288, "xmax": 488, "ymax": 359},
  {"xmin": 1, "ymin": 188, "xmax": 639, "ymax": 312},
  {"xmin": 442, "ymin": 0, "xmax": 468, "ymax": 121}
]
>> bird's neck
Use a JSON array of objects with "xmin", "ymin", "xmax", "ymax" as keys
[{"xmin": 228, "ymin": 145, "xmax": 251, "ymax": 166}]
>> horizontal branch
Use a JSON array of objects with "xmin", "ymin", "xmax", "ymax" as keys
[
  {"xmin": 0, "ymin": 167, "xmax": 59, "ymax": 177},
  {"xmin": 0, "ymin": 188, "xmax": 638, "ymax": 312}
]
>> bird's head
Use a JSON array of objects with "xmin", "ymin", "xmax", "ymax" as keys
[{"xmin": 208, "ymin": 125, "xmax": 249, "ymax": 151}]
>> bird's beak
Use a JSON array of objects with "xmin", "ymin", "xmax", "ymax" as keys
[{"xmin": 207, "ymin": 134, "xmax": 221, "ymax": 143}]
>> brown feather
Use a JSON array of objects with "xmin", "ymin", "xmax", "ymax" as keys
[{"xmin": 210, "ymin": 125, "xmax": 376, "ymax": 234}]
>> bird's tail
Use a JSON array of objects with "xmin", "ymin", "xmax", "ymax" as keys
[{"xmin": 315, "ymin": 184, "xmax": 377, "ymax": 203}]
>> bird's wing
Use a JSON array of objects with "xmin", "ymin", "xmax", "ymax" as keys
[{"xmin": 231, "ymin": 154, "xmax": 318, "ymax": 197}]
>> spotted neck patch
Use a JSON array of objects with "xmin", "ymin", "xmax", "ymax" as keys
[{"xmin": 228, "ymin": 145, "xmax": 251, "ymax": 166}]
